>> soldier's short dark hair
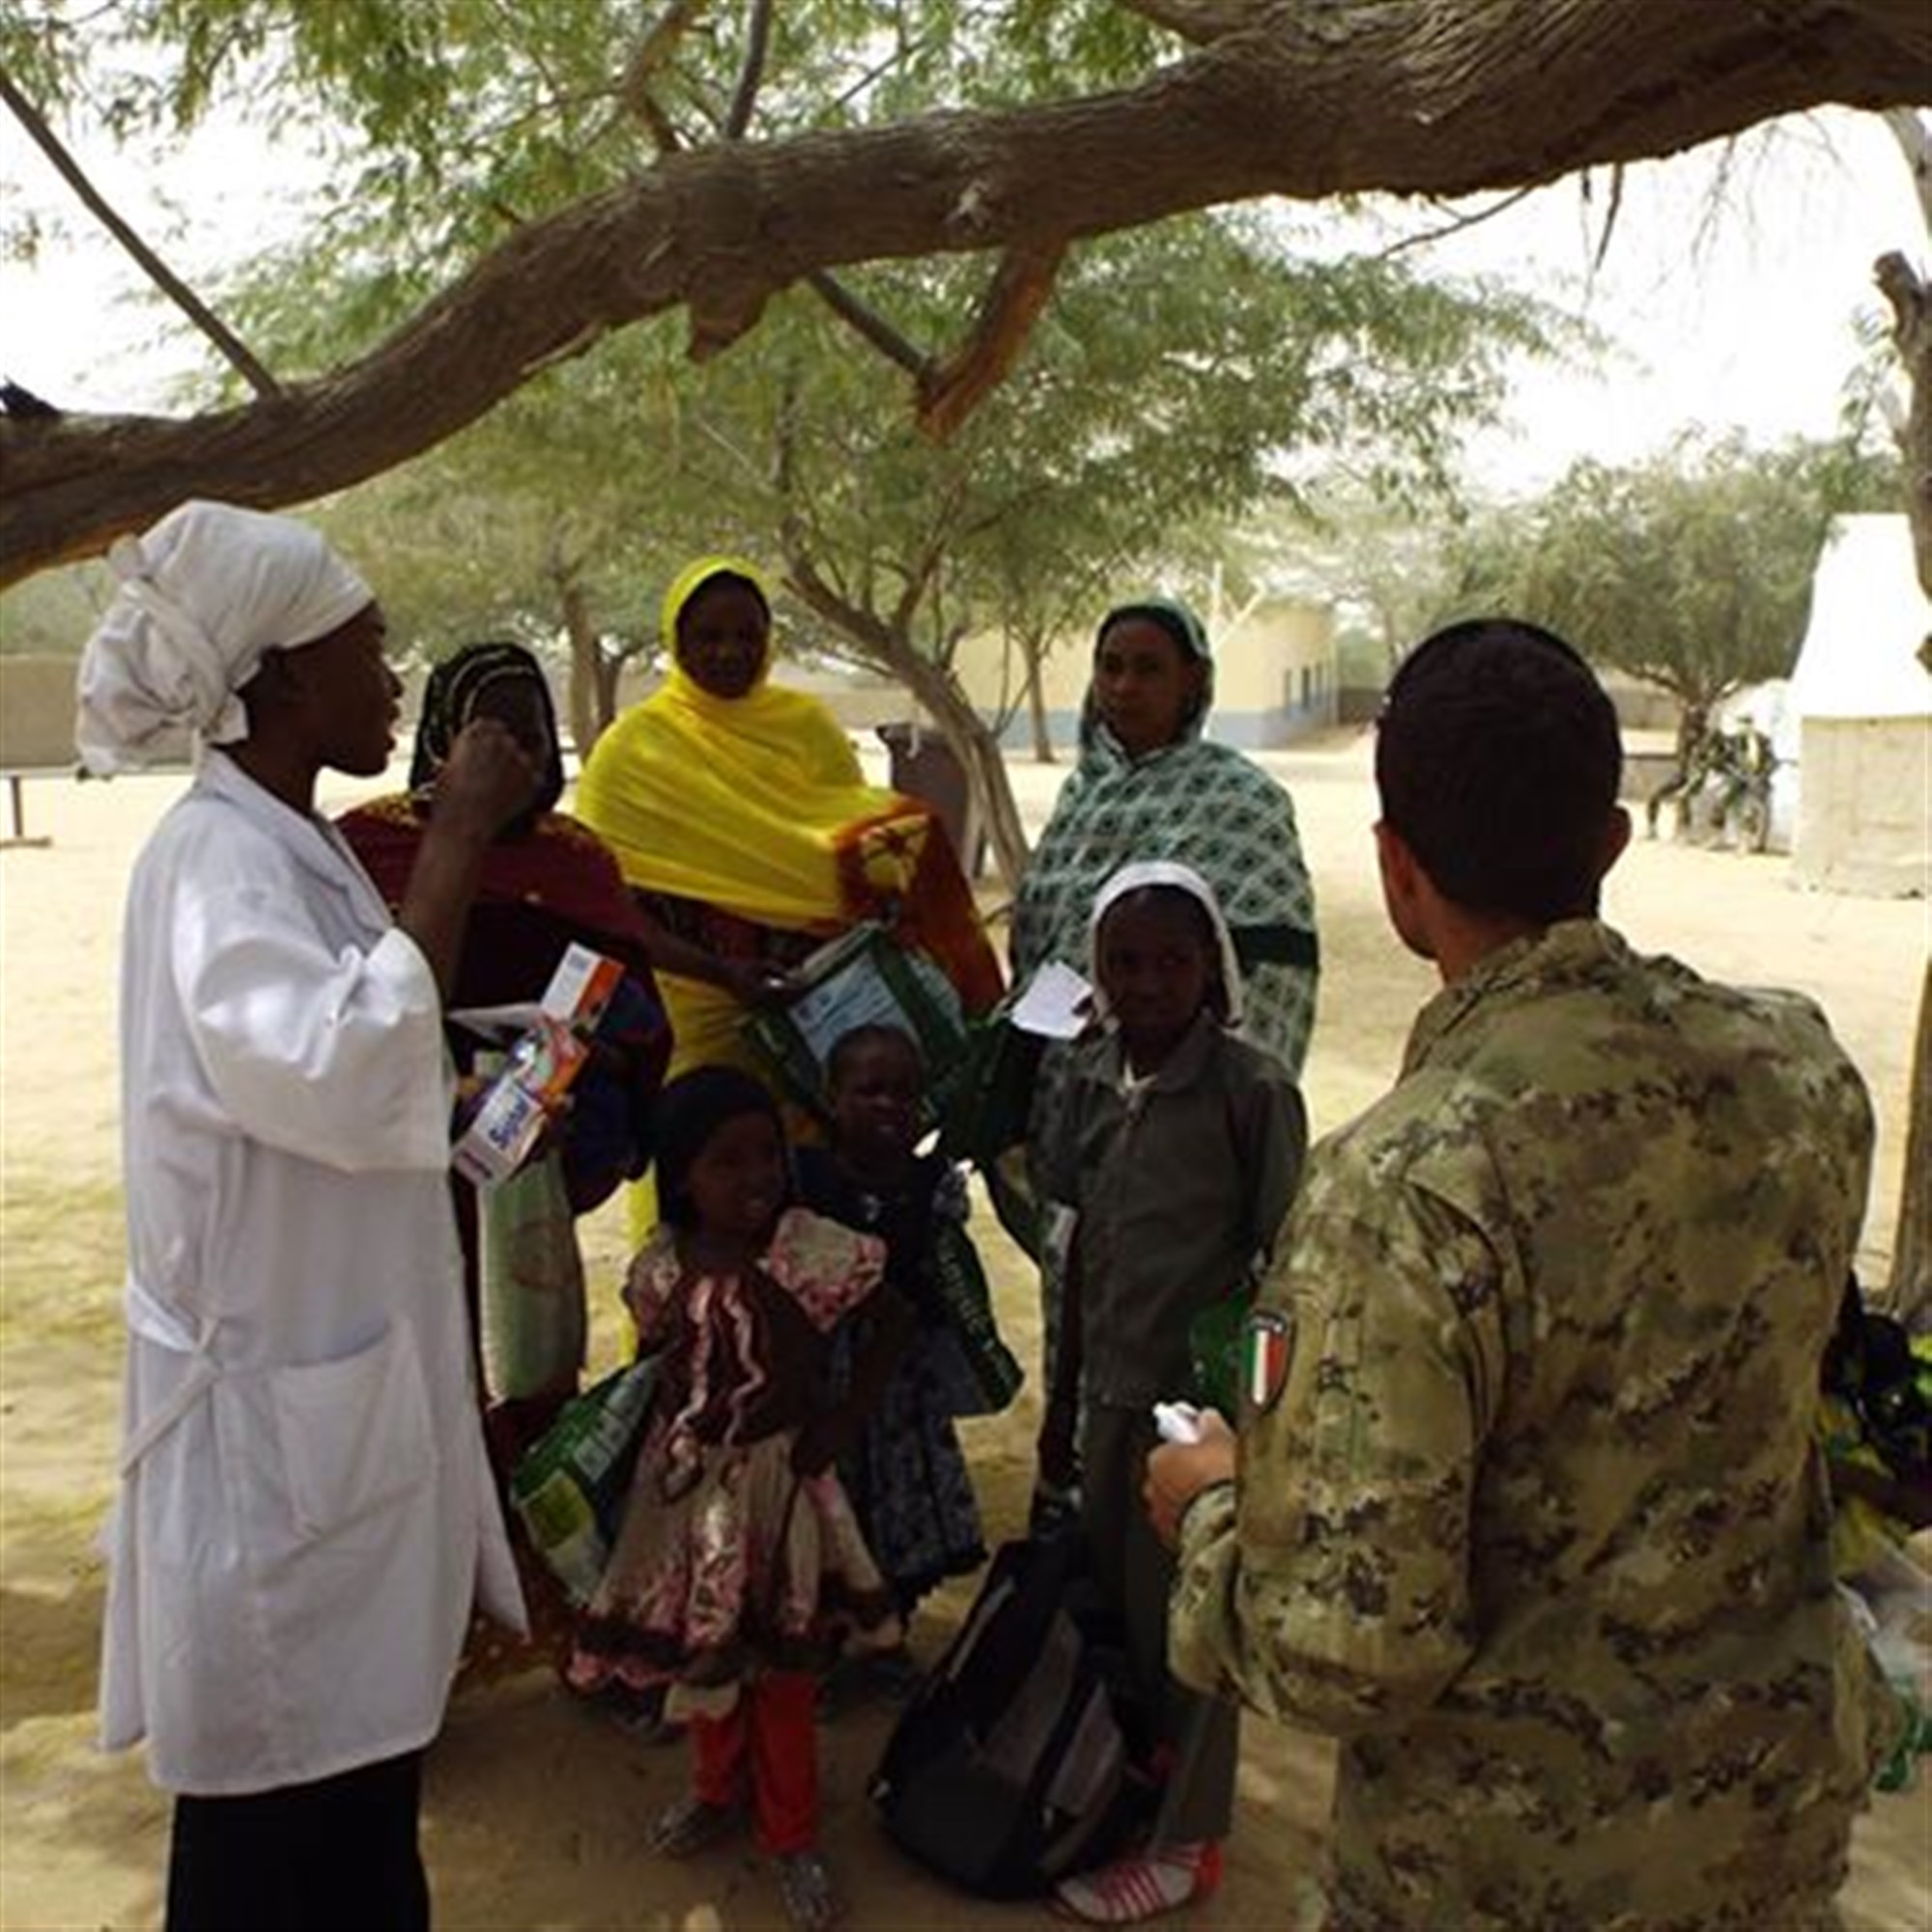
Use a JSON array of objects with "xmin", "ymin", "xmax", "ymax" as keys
[{"xmin": 1377, "ymin": 618, "xmax": 1622, "ymax": 923}]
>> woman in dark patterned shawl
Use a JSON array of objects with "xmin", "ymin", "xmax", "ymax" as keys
[
  {"xmin": 1010, "ymin": 596, "xmax": 1318, "ymax": 1522},
  {"xmin": 340, "ymin": 644, "xmax": 673, "ymax": 1683},
  {"xmin": 340, "ymin": 641, "xmax": 672, "ymax": 1242}
]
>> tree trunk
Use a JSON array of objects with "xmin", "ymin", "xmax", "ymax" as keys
[
  {"xmin": 854, "ymin": 636, "xmax": 1033, "ymax": 894},
  {"xmin": 6, "ymin": 0, "xmax": 1928, "ymax": 582},
  {"xmin": 554, "ymin": 570, "xmax": 603, "ymax": 758},
  {"xmin": 1881, "ymin": 111, "xmax": 1932, "ymax": 600},
  {"xmin": 898, "ymin": 658, "xmax": 1035, "ymax": 895},
  {"xmin": 1889, "ymin": 958, "xmax": 1932, "ymax": 1329},
  {"xmin": 1024, "ymin": 637, "xmax": 1057, "ymax": 764},
  {"xmin": 782, "ymin": 555, "xmax": 1035, "ymax": 892},
  {"xmin": 593, "ymin": 647, "xmax": 628, "ymax": 738},
  {"xmin": 1874, "ymin": 151, "xmax": 1932, "ymax": 1323},
  {"xmin": 1877, "ymin": 247, "xmax": 1932, "ymax": 607}
]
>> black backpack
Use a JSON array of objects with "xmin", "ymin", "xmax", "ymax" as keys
[{"xmin": 868, "ymin": 1534, "xmax": 1152, "ymax": 1899}]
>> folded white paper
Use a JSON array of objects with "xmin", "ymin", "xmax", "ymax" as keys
[{"xmin": 1010, "ymin": 960, "xmax": 1093, "ymax": 1039}]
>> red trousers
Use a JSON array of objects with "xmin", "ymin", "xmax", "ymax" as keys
[{"xmin": 690, "ymin": 1670, "xmax": 819, "ymax": 1854}]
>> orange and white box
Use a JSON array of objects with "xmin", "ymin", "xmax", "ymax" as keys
[{"xmin": 452, "ymin": 944, "xmax": 624, "ymax": 1186}]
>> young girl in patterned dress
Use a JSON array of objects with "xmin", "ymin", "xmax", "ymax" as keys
[{"xmin": 567, "ymin": 1066, "xmax": 907, "ymax": 1930}]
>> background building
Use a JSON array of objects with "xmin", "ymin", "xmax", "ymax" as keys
[{"xmin": 952, "ymin": 595, "xmax": 1338, "ymax": 752}]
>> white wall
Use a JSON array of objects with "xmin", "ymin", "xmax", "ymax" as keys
[{"xmin": 1795, "ymin": 716, "xmax": 1932, "ymax": 898}]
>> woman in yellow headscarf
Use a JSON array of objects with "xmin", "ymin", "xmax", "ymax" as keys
[{"xmin": 578, "ymin": 556, "xmax": 1003, "ymax": 1127}]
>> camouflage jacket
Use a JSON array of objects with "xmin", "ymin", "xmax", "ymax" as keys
[{"xmin": 1170, "ymin": 921, "xmax": 1891, "ymax": 1930}]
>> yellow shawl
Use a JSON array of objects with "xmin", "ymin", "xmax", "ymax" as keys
[
  {"xmin": 578, "ymin": 557, "xmax": 1002, "ymax": 1236},
  {"xmin": 577, "ymin": 555, "xmax": 932, "ymax": 927}
]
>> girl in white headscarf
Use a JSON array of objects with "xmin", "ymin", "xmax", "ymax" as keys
[{"xmin": 1037, "ymin": 860, "xmax": 1307, "ymax": 1925}]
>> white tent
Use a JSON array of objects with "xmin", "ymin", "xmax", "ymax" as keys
[{"xmin": 1788, "ymin": 514, "xmax": 1931, "ymax": 897}]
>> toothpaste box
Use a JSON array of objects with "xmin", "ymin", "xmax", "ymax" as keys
[{"xmin": 451, "ymin": 943, "xmax": 625, "ymax": 1186}]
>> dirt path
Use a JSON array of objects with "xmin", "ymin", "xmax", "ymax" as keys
[{"xmin": 2, "ymin": 735, "xmax": 1925, "ymax": 1929}]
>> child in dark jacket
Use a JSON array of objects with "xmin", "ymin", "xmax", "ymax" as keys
[{"xmin": 1041, "ymin": 861, "xmax": 1306, "ymax": 1924}]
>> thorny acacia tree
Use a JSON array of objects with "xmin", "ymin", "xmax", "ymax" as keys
[
  {"xmin": 227, "ymin": 184, "xmax": 1546, "ymax": 887},
  {"xmin": 1, "ymin": 0, "xmax": 1929, "ymax": 582},
  {"xmin": 1451, "ymin": 433, "xmax": 1901, "ymax": 764},
  {"xmin": 0, "ymin": 193, "xmax": 1544, "ymax": 890}
]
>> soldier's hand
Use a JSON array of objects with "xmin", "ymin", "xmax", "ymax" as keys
[
  {"xmin": 1144, "ymin": 1409, "xmax": 1236, "ymax": 1548},
  {"xmin": 434, "ymin": 718, "xmax": 541, "ymax": 840}
]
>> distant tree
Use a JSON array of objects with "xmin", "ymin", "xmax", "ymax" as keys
[
  {"xmin": 1233, "ymin": 486, "xmax": 1474, "ymax": 695},
  {"xmin": 1453, "ymin": 431, "xmax": 1901, "ymax": 762},
  {"xmin": 0, "ymin": 558, "xmax": 106, "ymax": 654},
  {"xmin": 723, "ymin": 220, "xmax": 1548, "ymax": 882},
  {"xmin": 305, "ymin": 363, "xmax": 682, "ymax": 752},
  {"xmin": 253, "ymin": 211, "xmax": 1548, "ymax": 885}
]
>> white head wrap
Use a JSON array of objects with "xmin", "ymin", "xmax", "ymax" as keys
[
  {"xmin": 1089, "ymin": 858, "xmax": 1246, "ymax": 1031},
  {"xmin": 74, "ymin": 499, "xmax": 373, "ymax": 774}
]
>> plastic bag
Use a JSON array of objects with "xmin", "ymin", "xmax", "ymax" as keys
[
  {"xmin": 744, "ymin": 922, "xmax": 970, "ymax": 1129},
  {"xmin": 937, "ymin": 1011, "xmax": 1045, "ymax": 1168},
  {"xmin": 479, "ymin": 1145, "xmax": 587, "ymax": 1401},
  {"xmin": 510, "ymin": 1355, "xmax": 657, "ymax": 1606}
]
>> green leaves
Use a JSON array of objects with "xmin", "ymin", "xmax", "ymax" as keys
[
  {"xmin": 14, "ymin": 0, "xmax": 1550, "ymax": 676},
  {"xmin": 1451, "ymin": 430, "xmax": 1903, "ymax": 714}
]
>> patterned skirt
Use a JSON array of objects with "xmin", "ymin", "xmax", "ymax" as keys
[{"xmin": 566, "ymin": 1427, "xmax": 899, "ymax": 1694}]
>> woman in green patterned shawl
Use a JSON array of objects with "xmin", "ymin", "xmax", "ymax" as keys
[{"xmin": 1012, "ymin": 595, "xmax": 1319, "ymax": 1522}]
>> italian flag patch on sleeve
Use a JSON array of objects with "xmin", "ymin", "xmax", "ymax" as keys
[{"xmin": 1242, "ymin": 1309, "xmax": 1293, "ymax": 1415}]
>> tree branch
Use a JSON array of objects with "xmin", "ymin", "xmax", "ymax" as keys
[
  {"xmin": 806, "ymin": 270, "xmax": 932, "ymax": 378},
  {"xmin": 1883, "ymin": 107, "xmax": 1932, "ymax": 235},
  {"xmin": 781, "ymin": 544, "xmax": 896, "ymax": 671},
  {"xmin": 0, "ymin": 60, "xmax": 282, "ymax": 399},
  {"xmin": 1116, "ymin": 0, "xmax": 1265, "ymax": 45},
  {"xmin": 724, "ymin": 0, "xmax": 775, "ymax": 140},
  {"xmin": 615, "ymin": 0, "xmax": 707, "ymax": 152},
  {"xmin": 1375, "ymin": 185, "xmax": 1540, "ymax": 260},
  {"xmin": 7, "ymin": 0, "xmax": 1930, "ymax": 582},
  {"xmin": 917, "ymin": 239, "xmax": 1069, "ymax": 440},
  {"xmin": 619, "ymin": 0, "xmax": 707, "ymax": 113},
  {"xmin": 1590, "ymin": 162, "xmax": 1628, "ymax": 274},
  {"xmin": 891, "ymin": 506, "xmax": 956, "ymax": 638},
  {"xmin": 725, "ymin": 6, "xmax": 937, "ymax": 392}
]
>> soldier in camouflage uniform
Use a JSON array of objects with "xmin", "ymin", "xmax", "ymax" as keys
[{"xmin": 1148, "ymin": 619, "xmax": 1899, "ymax": 1930}]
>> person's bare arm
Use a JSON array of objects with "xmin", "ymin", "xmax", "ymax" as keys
[{"xmin": 625, "ymin": 891, "xmax": 791, "ymax": 1005}]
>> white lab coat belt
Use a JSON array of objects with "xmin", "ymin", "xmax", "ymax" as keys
[{"xmin": 119, "ymin": 1276, "xmax": 220, "ymax": 1475}]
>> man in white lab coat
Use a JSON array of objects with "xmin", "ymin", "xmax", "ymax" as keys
[{"xmin": 78, "ymin": 500, "xmax": 542, "ymax": 1931}]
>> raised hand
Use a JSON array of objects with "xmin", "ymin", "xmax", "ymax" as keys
[{"xmin": 432, "ymin": 717, "xmax": 542, "ymax": 840}]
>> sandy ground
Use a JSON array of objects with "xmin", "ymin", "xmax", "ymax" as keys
[{"xmin": 2, "ymin": 729, "xmax": 1928, "ymax": 1930}]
